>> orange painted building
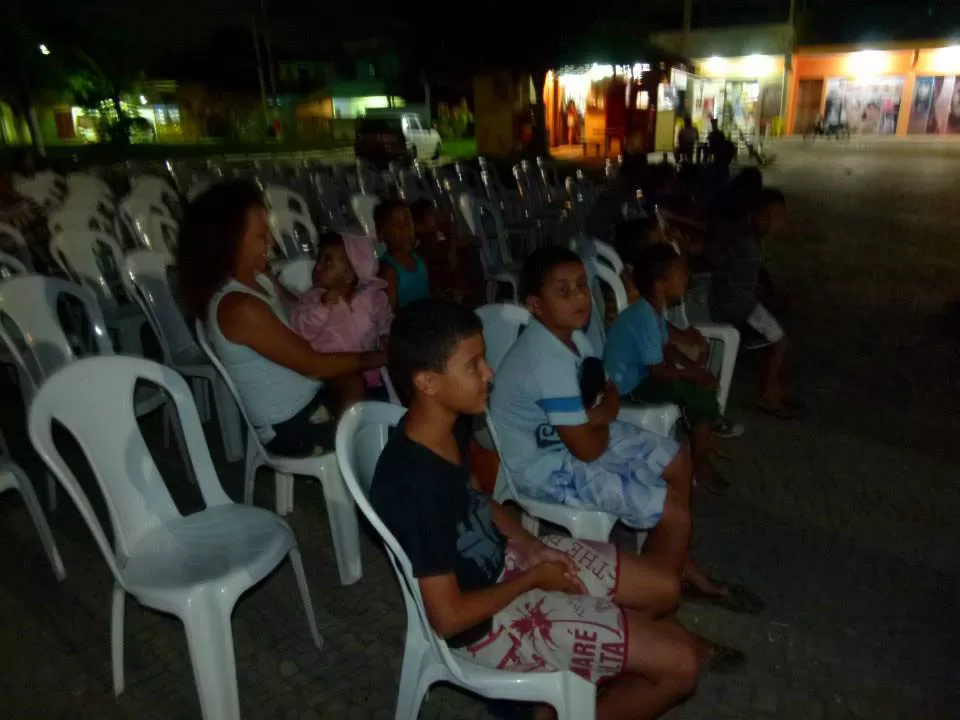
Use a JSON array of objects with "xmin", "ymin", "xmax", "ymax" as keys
[{"xmin": 787, "ymin": 43, "xmax": 960, "ymax": 136}]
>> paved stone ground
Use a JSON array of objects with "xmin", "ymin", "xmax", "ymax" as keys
[{"xmin": 1, "ymin": 142, "xmax": 958, "ymax": 719}]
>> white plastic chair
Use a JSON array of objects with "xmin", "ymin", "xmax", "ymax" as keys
[
  {"xmin": 48, "ymin": 207, "xmax": 117, "ymax": 239},
  {"xmin": 122, "ymin": 251, "xmax": 244, "ymax": 461},
  {"xmin": 66, "ymin": 172, "xmax": 113, "ymax": 200},
  {"xmin": 48, "ymin": 230, "xmax": 147, "ymax": 356},
  {"xmin": 458, "ymin": 194, "xmax": 519, "ymax": 303},
  {"xmin": 0, "ymin": 275, "xmax": 188, "ymax": 509},
  {"xmin": 335, "ymin": 402, "xmax": 596, "ymax": 720},
  {"xmin": 0, "ymin": 222, "xmax": 34, "ymax": 271},
  {"xmin": 130, "ymin": 175, "xmax": 181, "ymax": 219},
  {"xmin": 274, "ymin": 256, "xmax": 315, "ymax": 295},
  {"xmin": 350, "ymin": 193, "xmax": 379, "ymax": 237},
  {"xmin": 27, "ymin": 355, "xmax": 322, "ymax": 720},
  {"xmin": 269, "ymin": 208, "xmax": 319, "ymax": 259},
  {"xmin": 588, "ymin": 247, "xmax": 741, "ymax": 414},
  {"xmin": 264, "ymin": 184, "xmax": 310, "ymax": 219},
  {"xmin": 195, "ymin": 321, "xmax": 362, "ymax": 585},
  {"xmin": 0, "ymin": 250, "xmax": 28, "ymax": 278},
  {"xmin": 397, "ymin": 167, "xmax": 435, "ymax": 204},
  {"xmin": 0, "ymin": 458, "xmax": 65, "ymax": 581}
]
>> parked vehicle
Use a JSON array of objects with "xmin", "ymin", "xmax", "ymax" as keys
[{"xmin": 355, "ymin": 111, "xmax": 442, "ymax": 167}]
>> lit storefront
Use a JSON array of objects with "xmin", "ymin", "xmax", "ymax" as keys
[
  {"xmin": 787, "ymin": 43, "xmax": 960, "ymax": 136},
  {"xmin": 543, "ymin": 60, "xmax": 691, "ymax": 156}
]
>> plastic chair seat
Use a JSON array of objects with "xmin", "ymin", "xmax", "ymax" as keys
[{"xmin": 122, "ymin": 504, "xmax": 293, "ymax": 594}]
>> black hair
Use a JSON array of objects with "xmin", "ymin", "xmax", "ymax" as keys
[
  {"xmin": 388, "ymin": 298, "xmax": 483, "ymax": 402},
  {"xmin": 760, "ymin": 187, "xmax": 785, "ymax": 208},
  {"xmin": 409, "ymin": 198, "xmax": 437, "ymax": 226},
  {"xmin": 613, "ymin": 216, "xmax": 660, "ymax": 266},
  {"xmin": 631, "ymin": 243, "xmax": 683, "ymax": 296},
  {"xmin": 315, "ymin": 230, "xmax": 344, "ymax": 253},
  {"xmin": 520, "ymin": 246, "xmax": 583, "ymax": 301},
  {"xmin": 373, "ymin": 197, "xmax": 409, "ymax": 235},
  {"xmin": 176, "ymin": 180, "xmax": 265, "ymax": 318}
]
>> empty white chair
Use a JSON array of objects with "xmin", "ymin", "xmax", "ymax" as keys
[
  {"xmin": 195, "ymin": 321, "xmax": 362, "ymax": 585},
  {"xmin": 48, "ymin": 230, "xmax": 147, "ymax": 356},
  {"xmin": 458, "ymin": 194, "xmax": 519, "ymax": 303},
  {"xmin": 28, "ymin": 355, "xmax": 322, "ymax": 720},
  {"xmin": 0, "ymin": 222, "xmax": 34, "ymax": 270},
  {"xmin": 0, "ymin": 250, "xmax": 28, "ymax": 278},
  {"xmin": 335, "ymin": 402, "xmax": 596, "ymax": 720},
  {"xmin": 269, "ymin": 208, "xmax": 319, "ymax": 259},
  {"xmin": 0, "ymin": 275, "xmax": 187, "ymax": 509},
  {"xmin": 264, "ymin": 184, "xmax": 310, "ymax": 219},
  {"xmin": 130, "ymin": 174, "xmax": 181, "ymax": 218},
  {"xmin": 396, "ymin": 167, "xmax": 435, "ymax": 204},
  {"xmin": 274, "ymin": 256, "xmax": 315, "ymax": 295},
  {"xmin": 48, "ymin": 207, "xmax": 117, "ymax": 239},
  {"xmin": 66, "ymin": 172, "xmax": 113, "ymax": 200},
  {"xmin": 0, "ymin": 458, "xmax": 65, "ymax": 581},
  {"xmin": 15, "ymin": 171, "xmax": 64, "ymax": 208},
  {"xmin": 350, "ymin": 193, "xmax": 379, "ymax": 237},
  {"xmin": 122, "ymin": 251, "xmax": 244, "ymax": 461}
]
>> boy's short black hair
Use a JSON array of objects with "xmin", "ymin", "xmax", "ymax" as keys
[
  {"xmin": 315, "ymin": 230, "xmax": 344, "ymax": 252},
  {"xmin": 632, "ymin": 243, "xmax": 683, "ymax": 296},
  {"xmin": 409, "ymin": 198, "xmax": 436, "ymax": 226},
  {"xmin": 388, "ymin": 298, "xmax": 483, "ymax": 402},
  {"xmin": 520, "ymin": 246, "xmax": 583, "ymax": 301},
  {"xmin": 613, "ymin": 216, "xmax": 659, "ymax": 266},
  {"xmin": 373, "ymin": 198, "xmax": 408, "ymax": 234}
]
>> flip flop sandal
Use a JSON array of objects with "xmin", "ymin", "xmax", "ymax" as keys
[
  {"xmin": 704, "ymin": 643, "xmax": 747, "ymax": 674},
  {"xmin": 683, "ymin": 580, "xmax": 766, "ymax": 614}
]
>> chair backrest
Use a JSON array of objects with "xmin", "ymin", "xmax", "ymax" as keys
[
  {"xmin": 355, "ymin": 160, "xmax": 388, "ymax": 197},
  {"xmin": 27, "ymin": 355, "xmax": 230, "ymax": 584},
  {"xmin": 66, "ymin": 173, "xmax": 113, "ymax": 199},
  {"xmin": 48, "ymin": 208, "xmax": 116, "ymax": 239},
  {"xmin": 335, "ymin": 401, "xmax": 470, "ymax": 683},
  {"xmin": 592, "ymin": 238, "xmax": 624, "ymax": 275},
  {"xmin": 582, "ymin": 257, "xmax": 616, "ymax": 353},
  {"xmin": 49, "ymin": 230, "xmax": 128, "ymax": 308},
  {"xmin": 130, "ymin": 175, "xmax": 180, "ymax": 216},
  {"xmin": 535, "ymin": 157, "xmax": 564, "ymax": 206},
  {"xmin": 0, "ymin": 222, "xmax": 33, "ymax": 270},
  {"xmin": 0, "ymin": 250, "xmax": 28, "ymax": 278},
  {"xmin": 458, "ymin": 193, "xmax": 512, "ymax": 270},
  {"xmin": 121, "ymin": 250, "xmax": 198, "ymax": 364},
  {"xmin": 269, "ymin": 208, "xmax": 319, "ymax": 258},
  {"xmin": 474, "ymin": 303, "xmax": 531, "ymax": 373},
  {"xmin": 454, "ymin": 161, "xmax": 484, "ymax": 195},
  {"xmin": 311, "ymin": 174, "xmax": 351, "ymax": 231},
  {"xmin": 264, "ymin": 184, "xmax": 310, "ymax": 219},
  {"xmin": 194, "ymin": 319, "xmax": 267, "ymax": 455},
  {"xmin": 350, "ymin": 193, "xmax": 379, "ymax": 237},
  {"xmin": 0, "ymin": 275, "xmax": 114, "ymax": 401},
  {"xmin": 274, "ymin": 256, "xmax": 315, "ymax": 295},
  {"xmin": 396, "ymin": 168, "xmax": 435, "ymax": 204}
]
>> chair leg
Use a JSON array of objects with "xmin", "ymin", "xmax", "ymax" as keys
[
  {"xmin": 317, "ymin": 460, "xmax": 362, "ymax": 585},
  {"xmin": 181, "ymin": 594, "xmax": 242, "ymax": 720},
  {"xmin": 394, "ymin": 639, "xmax": 430, "ymax": 720},
  {"xmin": 13, "ymin": 466, "xmax": 65, "ymax": 581},
  {"xmin": 212, "ymin": 378, "xmax": 244, "ymax": 463},
  {"xmin": 288, "ymin": 546, "xmax": 323, "ymax": 650},
  {"xmin": 111, "ymin": 583, "xmax": 126, "ymax": 696},
  {"xmin": 275, "ymin": 472, "xmax": 294, "ymax": 516}
]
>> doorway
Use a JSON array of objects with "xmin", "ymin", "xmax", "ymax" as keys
[{"xmin": 795, "ymin": 79, "xmax": 824, "ymax": 134}]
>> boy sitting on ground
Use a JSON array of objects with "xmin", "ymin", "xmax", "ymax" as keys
[
  {"xmin": 603, "ymin": 244, "xmax": 741, "ymax": 497},
  {"xmin": 371, "ymin": 298, "xmax": 744, "ymax": 720},
  {"xmin": 490, "ymin": 247, "xmax": 762, "ymax": 614}
]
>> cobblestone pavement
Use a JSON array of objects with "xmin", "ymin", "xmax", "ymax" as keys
[{"xmin": 1, "ymin": 143, "xmax": 958, "ymax": 719}]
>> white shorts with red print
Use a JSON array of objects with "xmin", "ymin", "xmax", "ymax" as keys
[{"xmin": 453, "ymin": 537, "xmax": 627, "ymax": 684}]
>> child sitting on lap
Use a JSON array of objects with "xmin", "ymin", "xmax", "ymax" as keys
[
  {"xmin": 603, "ymin": 243, "xmax": 740, "ymax": 497},
  {"xmin": 371, "ymin": 299, "xmax": 743, "ymax": 720},
  {"xmin": 290, "ymin": 232, "xmax": 392, "ymax": 410}
]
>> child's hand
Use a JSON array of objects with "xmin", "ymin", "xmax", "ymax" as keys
[
  {"xmin": 523, "ymin": 542, "xmax": 582, "ymax": 582},
  {"xmin": 530, "ymin": 561, "xmax": 585, "ymax": 594}
]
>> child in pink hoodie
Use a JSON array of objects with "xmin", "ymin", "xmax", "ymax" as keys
[{"xmin": 290, "ymin": 232, "xmax": 393, "ymax": 410}]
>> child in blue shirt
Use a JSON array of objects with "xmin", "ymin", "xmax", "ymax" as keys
[
  {"xmin": 375, "ymin": 198, "xmax": 431, "ymax": 309},
  {"xmin": 604, "ymin": 243, "xmax": 735, "ymax": 495},
  {"xmin": 489, "ymin": 248, "xmax": 763, "ymax": 617}
]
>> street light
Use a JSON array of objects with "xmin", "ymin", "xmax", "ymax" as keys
[{"xmin": 39, "ymin": 44, "xmax": 50, "ymax": 56}]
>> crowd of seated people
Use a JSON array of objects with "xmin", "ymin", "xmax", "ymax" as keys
[{"xmin": 2, "ymin": 152, "xmax": 794, "ymax": 719}]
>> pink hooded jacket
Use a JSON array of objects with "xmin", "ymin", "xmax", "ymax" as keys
[{"xmin": 290, "ymin": 234, "xmax": 392, "ymax": 385}]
